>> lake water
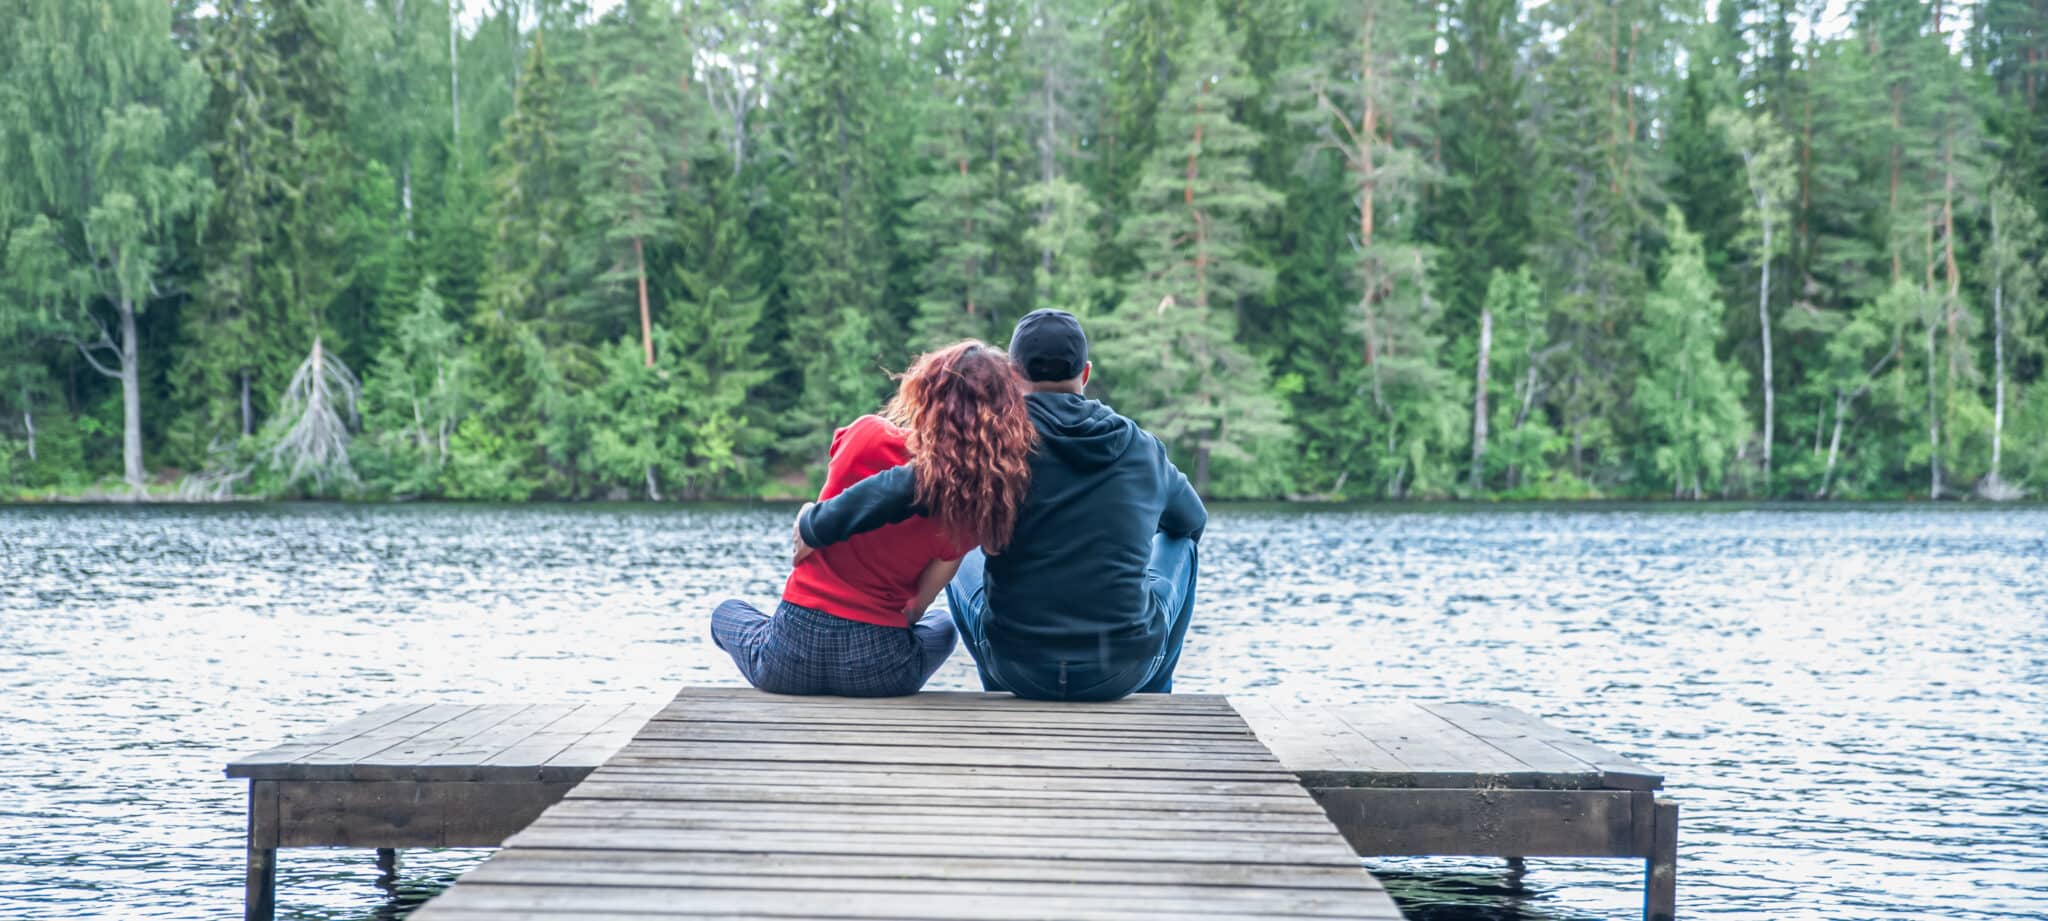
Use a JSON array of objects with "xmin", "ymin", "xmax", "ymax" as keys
[{"xmin": 1, "ymin": 503, "xmax": 2043, "ymax": 920}]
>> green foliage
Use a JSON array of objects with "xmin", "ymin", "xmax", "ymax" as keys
[
  {"xmin": 1635, "ymin": 209, "xmax": 1751, "ymax": 497},
  {"xmin": 1097, "ymin": 5, "xmax": 1289, "ymax": 492},
  {"xmin": 3, "ymin": 0, "xmax": 2042, "ymax": 502}
]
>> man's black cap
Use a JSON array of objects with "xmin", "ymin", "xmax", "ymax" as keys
[{"xmin": 1009, "ymin": 309, "xmax": 1089, "ymax": 382}]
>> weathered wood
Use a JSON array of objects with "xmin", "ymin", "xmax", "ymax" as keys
[
  {"xmin": 1647, "ymin": 798, "xmax": 1679, "ymax": 921},
  {"xmin": 244, "ymin": 780, "xmax": 279, "ymax": 921},
  {"xmin": 272, "ymin": 779, "xmax": 579, "ymax": 848},
  {"xmin": 479, "ymin": 848, "xmax": 1388, "ymax": 890},
  {"xmin": 411, "ymin": 689, "xmax": 1403, "ymax": 920},
  {"xmin": 1427, "ymin": 703, "xmax": 1662, "ymax": 790},
  {"xmin": 418, "ymin": 883, "xmax": 1375, "ymax": 920},
  {"xmin": 235, "ymin": 692, "xmax": 1676, "ymax": 921},
  {"xmin": 1310, "ymin": 787, "xmax": 1642, "ymax": 858},
  {"xmin": 228, "ymin": 704, "xmax": 430, "ymax": 773}
]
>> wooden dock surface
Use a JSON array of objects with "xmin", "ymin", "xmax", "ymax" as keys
[{"xmin": 408, "ymin": 687, "xmax": 1404, "ymax": 920}]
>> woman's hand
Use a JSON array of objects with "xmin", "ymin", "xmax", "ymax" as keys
[
  {"xmin": 903, "ymin": 556, "xmax": 964, "ymax": 622},
  {"xmin": 791, "ymin": 502, "xmax": 816, "ymax": 564}
]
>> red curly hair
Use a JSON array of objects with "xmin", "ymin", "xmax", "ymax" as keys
[{"xmin": 883, "ymin": 340, "xmax": 1036, "ymax": 554}]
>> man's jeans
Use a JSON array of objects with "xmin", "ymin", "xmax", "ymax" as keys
[{"xmin": 943, "ymin": 532, "xmax": 1197, "ymax": 701}]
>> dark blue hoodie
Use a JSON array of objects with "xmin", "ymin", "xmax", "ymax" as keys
[{"xmin": 798, "ymin": 391, "xmax": 1206, "ymax": 667}]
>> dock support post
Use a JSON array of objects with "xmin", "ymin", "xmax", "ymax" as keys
[
  {"xmin": 244, "ymin": 845, "xmax": 275, "ymax": 921},
  {"xmin": 376, "ymin": 848, "xmax": 401, "ymax": 893},
  {"xmin": 1645, "ymin": 798, "xmax": 1678, "ymax": 921},
  {"xmin": 245, "ymin": 780, "xmax": 278, "ymax": 921}
]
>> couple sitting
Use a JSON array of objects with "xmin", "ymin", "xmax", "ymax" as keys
[{"xmin": 711, "ymin": 309, "xmax": 1205, "ymax": 702}]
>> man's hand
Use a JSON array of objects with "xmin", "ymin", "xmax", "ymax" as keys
[{"xmin": 791, "ymin": 502, "xmax": 816, "ymax": 564}]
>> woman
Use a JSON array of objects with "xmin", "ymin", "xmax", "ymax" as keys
[{"xmin": 710, "ymin": 340, "xmax": 1035, "ymax": 696}]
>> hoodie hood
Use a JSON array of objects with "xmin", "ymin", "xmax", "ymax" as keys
[{"xmin": 1026, "ymin": 391, "xmax": 1133, "ymax": 472}]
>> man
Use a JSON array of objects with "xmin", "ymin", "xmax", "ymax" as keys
[{"xmin": 792, "ymin": 309, "xmax": 1204, "ymax": 701}]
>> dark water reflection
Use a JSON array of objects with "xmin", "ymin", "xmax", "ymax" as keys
[{"xmin": 2, "ymin": 503, "xmax": 2043, "ymax": 920}]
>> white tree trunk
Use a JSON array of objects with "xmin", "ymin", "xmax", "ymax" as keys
[
  {"xmin": 1991, "ymin": 198, "xmax": 2005, "ymax": 477},
  {"xmin": 119, "ymin": 295, "xmax": 144, "ymax": 496},
  {"xmin": 21, "ymin": 388, "xmax": 35, "ymax": 463},
  {"xmin": 1758, "ymin": 219, "xmax": 1774, "ymax": 484},
  {"xmin": 1926, "ymin": 318, "xmax": 1940, "ymax": 500},
  {"xmin": 1470, "ymin": 307, "xmax": 1492, "ymax": 492},
  {"xmin": 1821, "ymin": 392, "xmax": 1846, "ymax": 498},
  {"xmin": 240, "ymin": 369, "xmax": 253, "ymax": 436}
]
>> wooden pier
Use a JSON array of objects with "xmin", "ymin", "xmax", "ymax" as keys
[{"xmin": 228, "ymin": 690, "xmax": 1676, "ymax": 921}]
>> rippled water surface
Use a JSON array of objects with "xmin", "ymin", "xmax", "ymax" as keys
[{"xmin": 2, "ymin": 503, "xmax": 2044, "ymax": 920}]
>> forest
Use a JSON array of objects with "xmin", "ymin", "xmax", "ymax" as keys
[{"xmin": 2, "ymin": 0, "xmax": 2045, "ymax": 501}]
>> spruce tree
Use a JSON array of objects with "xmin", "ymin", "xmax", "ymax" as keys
[
  {"xmin": 776, "ymin": 0, "xmax": 897, "ymax": 463},
  {"xmin": 663, "ymin": 171, "xmax": 774, "ymax": 495},
  {"xmin": 576, "ymin": 0, "xmax": 688, "ymax": 368},
  {"xmin": 901, "ymin": 0, "xmax": 1029, "ymax": 347},
  {"xmin": 1097, "ymin": 5, "xmax": 1287, "ymax": 493},
  {"xmin": 1288, "ymin": 0, "xmax": 1464, "ymax": 497}
]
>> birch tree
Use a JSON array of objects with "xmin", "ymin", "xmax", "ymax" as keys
[
  {"xmin": 1986, "ymin": 181, "xmax": 2044, "ymax": 490},
  {"xmin": 1714, "ymin": 108, "xmax": 1796, "ymax": 487},
  {"xmin": 0, "ymin": 0, "xmax": 211, "ymax": 494}
]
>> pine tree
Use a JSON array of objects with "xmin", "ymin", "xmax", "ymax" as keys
[
  {"xmin": 360, "ymin": 280, "xmax": 469, "ymax": 495},
  {"xmin": 576, "ymin": 0, "xmax": 689, "ymax": 369},
  {"xmin": 1288, "ymin": 0, "xmax": 1463, "ymax": 497},
  {"xmin": 0, "ymin": 0, "xmax": 212, "ymax": 493},
  {"xmin": 776, "ymin": 0, "xmax": 897, "ymax": 464},
  {"xmin": 901, "ymin": 0, "xmax": 1029, "ymax": 347},
  {"xmin": 471, "ymin": 29, "xmax": 578, "ymax": 494},
  {"xmin": 1636, "ymin": 208, "xmax": 1751, "ymax": 497},
  {"xmin": 663, "ymin": 171, "xmax": 774, "ymax": 495},
  {"xmin": 1432, "ymin": 0, "xmax": 1534, "ymax": 329},
  {"xmin": 1098, "ymin": 5, "xmax": 1287, "ymax": 493}
]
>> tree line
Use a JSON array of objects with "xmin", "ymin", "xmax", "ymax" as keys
[{"xmin": 2, "ymin": 0, "xmax": 2044, "ymax": 501}]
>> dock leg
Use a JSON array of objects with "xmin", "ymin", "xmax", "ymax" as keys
[
  {"xmin": 1645, "ymin": 798, "xmax": 1678, "ymax": 921},
  {"xmin": 244, "ymin": 845, "xmax": 276, "ymax": 921},
  {"xmin": 376, "ymin": 848, "xmax": 401, "ymax": 893},
  {"xmin": 1504, "ymin": 856, "xmax": 1527, "ymax": 888},
  {"xmin": 245, "ymin": 780, "xmax": 278, "ymax": 921}
]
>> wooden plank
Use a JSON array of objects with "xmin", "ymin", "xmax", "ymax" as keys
[
  {"xmin": 653, "ymin": 709, "xmax": 1256, "ymax": 735},
  {"xmin": 539, "ymin": 704, "xmax": 657, "ymax": 781},
  {"xmin": 226, "ymin": 704, "xmax": 431, "ymax": 778},
  {"xmin": 411, "ymin": 883, "xmax": 1397, "ymax": 920},
  {"xmin": 672, "ymin": 686, "xmax": 1237, "ymax": 712},
  {"xmin": 1309, "ymin": 787, "xmax": 1642, "ymax": 858},
  {"xmin": 1233, "ymin": 698, "xmax": 1412, "ymax": 776},
  {"xmin": 1426, "ymin": 703, "xmax": 1663, "ymax": 790},
  {"xmin": 562, "ymin": 783, "xmax": 1321, "ymax": 814},
  {"xmin": 1323, "ymin": 705, "xmax": 1538, "ymax": 786},
  {"xmin": 545, "ymin": 800, "xmax": 1338, "ymax": 828},
  {"xmin": 602, "ymin": 740, "xmax": 1289, "ymax": 772},
  {"xmin": 474, "ymin": 849, "xmax": 1386, "ymax": 891},
  {"xmin": 497, "ymin": 826, "xmax": 1363, "ymax": 866},
  {"xmin": 275, "ymin": 704, "xmax": 482, "ymax": 780},
  {"xmin": 633, "ymin": 723, "xmax": 1273, "ymax": 753},
  {"xmin": 420, "ymin": 704, "xmax": 585, "ymax": 771},
  {"xmin": 459, "ymin": 865, "xmax": 1379, "ymax": 903},
  {"xmin": 350, "ymin": 705, "xmax": 535, "ymax": 781},
  {"xmin": 484, "ymin": 703, "xmax": 634, "ymax": 779},
  {"xmin": 571, "ymin": 770, "xmax": 1317, "ymax": 798},
  {"xmin": 1416, "ymin": 703, "xmax": 1598, "ymax": 777}
]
